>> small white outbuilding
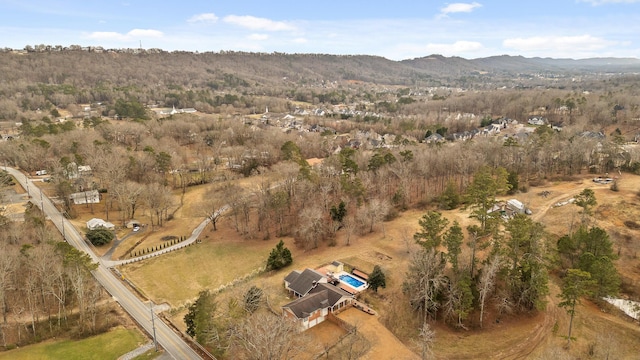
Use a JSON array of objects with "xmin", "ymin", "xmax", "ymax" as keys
[{"xmin": 86, "ymin": 218, "xmax": 115, "ymax": 230}]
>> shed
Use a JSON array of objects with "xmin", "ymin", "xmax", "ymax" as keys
[
  {"xmin": 126, "ymin": 220, "xmax": 141, "ymax": 229},
  {"xmin": 71, "ymin": 190, "xmax": 100, "ymax": 205},
  {"xmin": 86, "ymin": 218, "xmax": 115, "ymax": 230},
  {"xmin": 507, "ymin": 199, "xmax": 525, "ymax": 214}
]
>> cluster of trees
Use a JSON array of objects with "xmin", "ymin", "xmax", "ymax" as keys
[
  {"xmin": 0, "ymin": 221, "xmax": 106, "ymax": 348},
  {"xmin": 3, "ymin": 101, "xmax": 638, "ymax": 251},
  {"xmin": 0, "ymin": 51, "xmax": 636, "ymax": 357},
  {"xmin": 85, "ymin": 228, "xmax": 114, "ymax": 246},
  {"xmin": 184, "ymin": 287, "xmax": 308, "ymax": 359},
  {"xmin": 398, "ymin": 167, "xmax": 623, "ymax": 352},
  {"xmin": 556, "ymin": 190, "xmax": 621, "ymax": 345},
  {"xmin": 403, "ymin": 166, "xmax": 549, "ymax": 331}
]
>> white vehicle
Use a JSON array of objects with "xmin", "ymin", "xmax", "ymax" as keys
[{"xmin": 35, "ymin": 170, "xmax": 47, "ymax": 176}]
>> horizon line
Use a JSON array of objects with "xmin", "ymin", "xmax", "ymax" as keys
[{"xmin": 4, "ymin": 45, "xmax": 640, "ymax": 62}]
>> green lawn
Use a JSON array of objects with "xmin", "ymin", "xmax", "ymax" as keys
[
  {"xmin": 120, "ymin": 239, "xmax": 273, "ymax": 307},
  {"xmin": 0, "ymin": 327, "xmax": 147, "ymax": 360}
]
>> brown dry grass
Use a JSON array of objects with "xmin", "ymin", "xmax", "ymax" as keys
[{"xmin": 67, "ymin": 170, "xmax": 640, "ymax": 359}]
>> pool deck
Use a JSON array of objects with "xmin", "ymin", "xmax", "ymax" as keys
[{"xmin": 315, "ymin": 265, "xmax": 369, "ymax": 295}]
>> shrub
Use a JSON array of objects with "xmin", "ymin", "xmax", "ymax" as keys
[
  {"xmin": 266, "ymin": 240, "xmax": 292, "ymax": 271},
  {"xmin": 243, "ymin": 286, "xmax": 264, "ymax": 313},
  {"xmin": 369, "ymin": 265, "xmax": 387, "ymax": 292},
  {"xmin": 610, "ymin": 181, "xmax": 619, "ymax": 192},
  {"xmin": 85, "ymin": 228, "xmax": 114, "ymax": 246}
]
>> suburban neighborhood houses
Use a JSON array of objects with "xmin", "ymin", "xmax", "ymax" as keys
[{"xmin": 2, "ymin": 45, "xmax": 640, "ymax": 360}]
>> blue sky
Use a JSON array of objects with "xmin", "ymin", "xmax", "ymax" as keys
[{"xmin": 1, "ymin": 0, "xmax": 640, "ymax": 60}]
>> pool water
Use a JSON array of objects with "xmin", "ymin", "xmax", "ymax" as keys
[{"xmin": 339, "ymin": 274, "xmax": 365, "ymax": 288}]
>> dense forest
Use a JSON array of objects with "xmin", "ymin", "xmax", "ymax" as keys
[{"xmin": 1, "ymin": 49, "xmax": 639, "ymax": 357}]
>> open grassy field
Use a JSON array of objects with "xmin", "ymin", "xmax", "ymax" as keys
[
  {"xmin": 115, "ymin": 171, "xmax": 640, "ymax": 359},
  {"xmin": 0, "ymin": 327, "xmax": 147, "ymax": 360},
  {"xmin": 119, "ymin": 230, "xmax": 274, "ymax": 307}
]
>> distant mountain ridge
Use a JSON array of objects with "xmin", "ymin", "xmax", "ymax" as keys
[
  {"xmin": 466, "ymin": 55, "xmax": 640, "ymax": 73},
  {"xmin": 2, "ymin": 50, "xmax": 639, "ymax": 89}
]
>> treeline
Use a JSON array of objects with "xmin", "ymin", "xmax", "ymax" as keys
[
  {"xmin": 2, "ymin": 51, "xmax": 640, "ymax": 133},
  {"xmin": 0, "ymin": 205, "xmax": 108, "ymax": 349},
  {"xmin": 400, "ymin": 170, "xmax": 620, "ymax": 333},
  {"xmin": 2, "ymin": 107, "xmax": 640, "ymax": 244}
]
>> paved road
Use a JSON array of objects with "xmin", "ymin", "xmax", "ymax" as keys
[{"xmin": 5, "ymin": 167, "xmax": 202, "ymax": 360}]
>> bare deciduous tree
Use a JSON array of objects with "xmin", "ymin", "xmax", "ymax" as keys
[
  {"xmin": 403, "ymin": 249, "xmax": 447, "ymax": 323},
  {"xmin": 202, "ymin": 186, "xmax": 228, "ymax": 231},
  {"xmin": 0, "ymin": 242, "xmax": 17, "ymax": 324},
  {"xmin": 113, "ymin": 180, "xmax": 144, "ymax": 226},
  {"xmin": 144, "ymin": 182, "xmax": 174, "ymax": 228},
  {"xmin": 418, "ymin": 321, "xmax": 435, "ymax": 360},
  {"xmin": 295, "ymin": 204, "xmax": 327, "ymax": 250},
  {"xmin": 231, "ymin": 312, "xmax": 307, "ymax": 360},
  {"xmin": 364, "ymin": 197, "xmax": 390, "ymax": 235},
  {"xmin": 478, "ymin": 255, "xmax": 503, "ymax": 328}
]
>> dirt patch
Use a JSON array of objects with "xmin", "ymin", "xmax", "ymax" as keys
[
  {"xmin": 109, "ymin": 171, "xmax": 640, "ymax": 358},
  {"xmin": 624, "ymin": 220, "xmax": 640, "ymax": 229},
  {"xmin": 338, "ymin": 307, "xmax": 418, "ymax": 360}
]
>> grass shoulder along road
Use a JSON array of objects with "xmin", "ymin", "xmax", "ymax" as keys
[{"xmin": 0, "ymin": 327, "xmax": 147, "ymax": 360}]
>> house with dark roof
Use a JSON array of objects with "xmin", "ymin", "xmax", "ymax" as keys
[
  {"xmin": 284, "ymin": 268, "xmax": 327, "ymax": 298},
  {"xmin": 424, "ymin": 133, "xmax": 445, "ymax": 144},
  {"xmin": 282, "ymin": 283, "xmax": 354, "ymax": 330}
]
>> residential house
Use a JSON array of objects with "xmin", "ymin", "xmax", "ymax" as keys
[
  {"xmin": 580, "ymin": 131, "xmax": 605, "ymax": 140},
  {"xmin": 284, "ymin": 268, "xmax": 327, "ymax": 298},
  {"xmin": 86, "ymin": 217, "xmax": 115, "ymax": 230},
  {"xmin": 528, "ymin": 117, "xmax": 547, "ymax": 126},
  {"xmin": 282, "ymin": 282, "xmax": 354, "ymax": 330},
  {"xmin": 506, "ymin": 199, "xmax": 529, "ymax": 215},
  {"xmin": 346, "ymin": 139, "xmax": 362, "ymax": 149},
  {"xmin": 424, "ymin": 133, "xmax": 445, "ymax": 144},
  {"xmin": 71, "ymin": 190, "xmax": 100, "ymax": 205},
  {"xmin": 448, "ymin": 129, "xmax": 479, "ymax": 142},
  {"xmin": 487, "ymin": 123, "xmax": 503, "ymax": 133}
]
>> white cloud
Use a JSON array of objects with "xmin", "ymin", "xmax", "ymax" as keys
[
  {"xmin": 188, "ymin": 13, "xmax": 218, "ymax": 23},
  {"xmin": 86, "ymin": 29, "xmax": 163, "ymax": 41},
  {"xmin": 248, "ymin": 33, "xmax": 269, "ymax": 41},
  {"xmin": 503, "ymin": 35, "xmax": 616, "ymax": 52},
  {"xmin": 426, "ymin": 40, "xmax": 484, "ymax": 53},
  {"xmin": 292, "ymin": 37, "xmax": 308, "ymax": 44},
  {"xmin": 441, "ymin": 2, "xmax": 482, "ymax": 15},
  {"xmin": 223, "ymin": 15, "xmax": 295, "ymax": 31},
  {"xmin": 578, "ymin": 0, "xmax": 640, "ymax": 5}
]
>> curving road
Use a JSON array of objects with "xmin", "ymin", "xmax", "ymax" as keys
[{"xmin": 5, "ymin": 167, "xmax": 201, "ymax": 360}]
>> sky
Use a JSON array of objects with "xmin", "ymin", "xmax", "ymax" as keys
[{"xmin": 1, "ymin": 0, "xmax": 640, "ymax": 60}]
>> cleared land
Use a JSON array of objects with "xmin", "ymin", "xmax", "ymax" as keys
[{"xmin": 82, "ymin": 171, "xmax": 640, "ymax": 358}]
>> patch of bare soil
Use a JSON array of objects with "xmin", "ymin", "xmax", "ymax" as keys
[
  {"xmin": 338, "ymin": 308, "xmax": 419, "ymax": 360},
  {"xmin": 100, "ymin": 170, "xmax": 640, "ymax": 359}
]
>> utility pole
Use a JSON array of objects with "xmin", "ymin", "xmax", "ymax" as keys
[
  {"xmin": 150, "ymin": 302, "xmax": 158, "ymax": 351},
  {"xmin": 61, "ymin": 211, "xmax": 66, "ymax": 240}
]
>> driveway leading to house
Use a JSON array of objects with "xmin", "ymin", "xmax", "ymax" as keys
[
  {"xmin": 4, "ymin": 167, "xmax": 203, "ymax": 360},
  {"xmin": 338, "ymin": 307, "xmax": 419, "ymax": 360}
]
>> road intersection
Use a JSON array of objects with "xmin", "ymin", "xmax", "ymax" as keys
[{"xmin": 5, "ymin": 167, "xmax": 202, "ymax": 360}]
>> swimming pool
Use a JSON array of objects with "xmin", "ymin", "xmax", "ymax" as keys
[{"xmin": 339, "ymin": 273, "xmax": 365, "ymax": 288}]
